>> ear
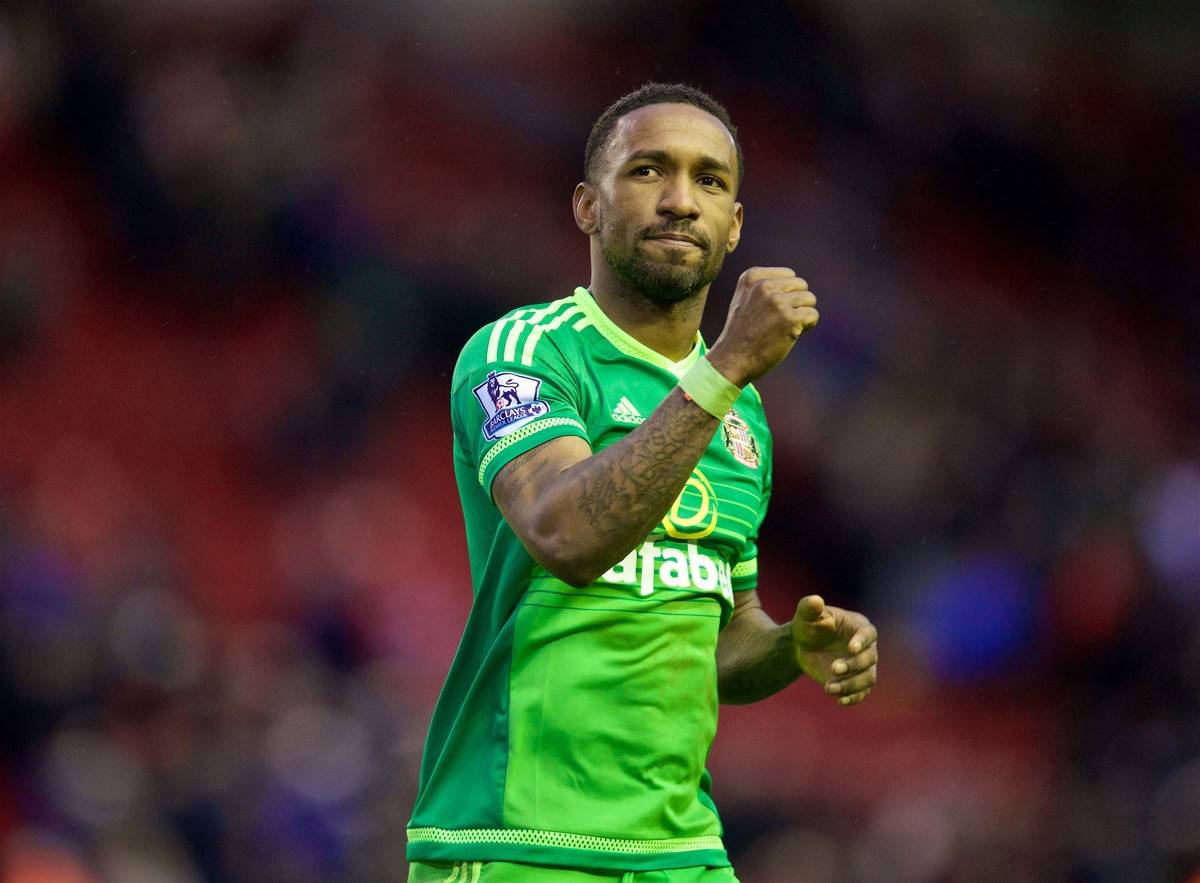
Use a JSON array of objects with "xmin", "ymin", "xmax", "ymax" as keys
[
  {"xmin": 725, "ymin": 201, "xmax": 744, "ymax": 253},
  {"xmin": 573, "ymin": 182, "xmax": 599, "ymax": 235}
]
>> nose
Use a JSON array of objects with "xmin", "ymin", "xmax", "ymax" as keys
[{"xmin": 657, "ymin": 174, "xmax": 700, "ymax": 220}]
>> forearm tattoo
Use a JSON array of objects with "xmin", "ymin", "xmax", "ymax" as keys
[
  {"xmin": 574, "ymin": 389, "xmax": 718, "ymax": 547},
  {"xmin": 493, "ymin": 389, "xmax": 721, "ymax": 578}
]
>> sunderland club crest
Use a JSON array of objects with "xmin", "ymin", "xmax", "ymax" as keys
[
  {"xmin": 472, "ymin": 370, "xmax": 550, "ymax": 440},
  {"xmin": 721, "ymin": 407, "xmax": 760, "ymax": 468}
]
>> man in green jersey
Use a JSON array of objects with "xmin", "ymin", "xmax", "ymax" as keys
[{"xmin": 407, "ymin": 83, "xmax": 879, "ymax": 883}]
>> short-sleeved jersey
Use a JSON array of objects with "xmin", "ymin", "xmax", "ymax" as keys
[{"xmin": 407, "ymin": 287, "xmax": 773, "ymax": 873}]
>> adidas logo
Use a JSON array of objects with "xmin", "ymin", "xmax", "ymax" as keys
[{"xmin": 611, "ymin": 396, "xmax": 644, "ymax": 425}]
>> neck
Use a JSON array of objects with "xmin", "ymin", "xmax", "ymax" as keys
[{"xmin": 587, "ymin": 263, "xmax": 708, "ymax": 363}]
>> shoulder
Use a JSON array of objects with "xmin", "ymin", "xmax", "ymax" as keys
[{"xmin": 453, "ymin": 295, "xmax": 589, "ymax": 389}]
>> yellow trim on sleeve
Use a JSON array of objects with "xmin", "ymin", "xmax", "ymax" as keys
[
  {"xmin": 477, "ymin": 417, "xmax": 588, "ymax": 486},
  {"xmin": 731, "ymin": 558, "xmax": 757, "ymax": 579}
]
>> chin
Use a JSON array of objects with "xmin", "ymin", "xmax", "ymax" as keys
[
  {"xmin": 642, "ymin": 278, "xmax": 706, "ymax": 305},
  {"xmin": 605, "ymin": 246, "xmax": 715, "ymax": 303}
]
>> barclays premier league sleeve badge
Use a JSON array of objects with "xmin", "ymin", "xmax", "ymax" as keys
[{"xmin": 472, "ymin": 370, "xmax": 551, "ymax": 440}]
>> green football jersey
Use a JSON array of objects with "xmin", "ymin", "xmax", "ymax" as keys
[{"xmin": 407, "ymin": 287, "xmax": 773, "ymax": 872}]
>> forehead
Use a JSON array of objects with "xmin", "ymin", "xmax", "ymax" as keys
[{"xmin": 607, "ymin": 103, "xmax": 737, "ymax": 170}]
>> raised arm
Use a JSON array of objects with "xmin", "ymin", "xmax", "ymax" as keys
[
  {"xmin": 493, "ymin": 390, "xmax": 719, "ymax": 586},
  {"xmin": 493, "ymin": 267, "xmax": 818, "ymax": 587}
]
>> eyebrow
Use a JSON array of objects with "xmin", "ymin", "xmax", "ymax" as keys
[{"xmin": 626, "ymin": 149, "xmax": 734, "ymax": 177}]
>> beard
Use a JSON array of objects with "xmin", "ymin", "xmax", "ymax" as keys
[{"xmin": 599, "ymin": 223, "xmax": 726, "ymax": 307}]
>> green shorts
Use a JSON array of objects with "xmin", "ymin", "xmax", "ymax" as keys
[{"xmin": 407, "ymin": 860, "xmax": 740, "ymax": 883}]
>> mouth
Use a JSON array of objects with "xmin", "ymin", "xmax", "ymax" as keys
[{"xmin": 645, "ymin": 233, "xmax": 704, "ymax": 249}]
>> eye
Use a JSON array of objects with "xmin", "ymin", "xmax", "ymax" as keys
[
  {"xmin": 699, "ymin": 174, "xmax": 726, "ymax": 189},
  {"xmin": 632, "ymin": 166, "xmax": 661, "ymax": 178}
]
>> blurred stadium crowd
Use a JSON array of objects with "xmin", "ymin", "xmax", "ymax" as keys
[{"xmin": 0, "ymin": 1, "xmax": 1196, "ymax": 881}]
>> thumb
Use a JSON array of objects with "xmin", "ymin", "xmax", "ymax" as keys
[{"xmin": 795, "ymin": 595, "xmax": 826, "ymax": 623}]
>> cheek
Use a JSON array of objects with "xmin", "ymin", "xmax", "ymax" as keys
[
  {"xmin": 602, "ymin": 189, "xmax": 652, "ymax": 230},
  {"xmin": 714, "ymin": 214, "xmax": 738, "ymax": 249},
  {"xmin": 598, "ymin": 207, "xmax": 633, "ymax": 243}
]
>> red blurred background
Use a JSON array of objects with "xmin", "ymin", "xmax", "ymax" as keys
[{"xmin": 0, "ymin": 2, "xmax": 1196, "ymax": 881}]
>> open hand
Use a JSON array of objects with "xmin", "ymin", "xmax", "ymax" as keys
[{"xmin": 790, "ymin": 595, "xmax": 877, "ymax": 707}]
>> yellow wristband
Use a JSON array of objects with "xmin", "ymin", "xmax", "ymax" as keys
[{"xmin": 678, "ymin": 357, "xmax": 741, "ymax": 419}]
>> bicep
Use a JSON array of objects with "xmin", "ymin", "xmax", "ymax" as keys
[{"xmin": 493, "ymin": 435, "xmax": 592, "ymax": 537}]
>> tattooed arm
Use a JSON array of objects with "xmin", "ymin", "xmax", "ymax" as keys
[
  {"xmin": 492, "ymin": 387, "xmax": 720, "ymax": 586},
  {"xmin": 492, "ymin": 267, "xmax": 822, "ymax": 587}
]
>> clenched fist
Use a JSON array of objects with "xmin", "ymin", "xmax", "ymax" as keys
[{"xmin": 705, "ymin": 267, "xmax": 818, "ymax": 387}]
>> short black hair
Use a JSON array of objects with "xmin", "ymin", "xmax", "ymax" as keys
[{"xmin": 584, "ymin": 82, "xmax": 743, "ymax": 188}]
